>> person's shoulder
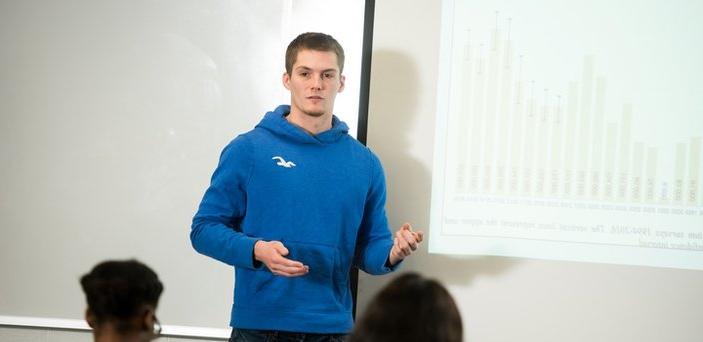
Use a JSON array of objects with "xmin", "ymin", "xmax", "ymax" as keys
[
  {"xmin": 338, "ymin": 135, "xmax": 373, "ymax": 152},
  {"xmin": 337, "ymin": 136, "xmax": 376, "ymax": 159},
  {"xmin": 218, "ymin": 130, "xmax": 259, "ymax": 162},
  {"xmin": 337, "ymin": 137, "xmax": 385, "ymax": 172},
  {"xmin": 223, "ymin": 131, "xmax": 252, "ymax": 148},
  {"xmin": 342, "ymin": 135, "xmax": 366, "ymax": 149},
  {"xmin": 227, "ymin": 125, "xmax": 271, "ymax": 147}
]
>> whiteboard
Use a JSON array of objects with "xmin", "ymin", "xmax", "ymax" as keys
[{"xmin": 0, "ymin": 0, "xmax": 372, "ymax": 333}]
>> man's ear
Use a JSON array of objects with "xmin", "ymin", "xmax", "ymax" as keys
[
  {"xmin": 338, "ymin": 74, "xmax": 346, "ymax": 93},
  {"xmin": 140, "ymin": 307, "xmax": 156, "ymax": 332},
  {"xmin": 282, "ymin": 72, "xmax": 291, "ymax": 90},
  {"xmin": 140, "ymin": 308, "xmax": 152, "ymax": 331},
  {"xmin": 85, "ymin": 308, "xmax": 96, "ymax": 328}
]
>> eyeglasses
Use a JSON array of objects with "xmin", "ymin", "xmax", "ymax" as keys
[{"xmin": 153, "ymin": 316, "xmax": 162, "ymax": 338}]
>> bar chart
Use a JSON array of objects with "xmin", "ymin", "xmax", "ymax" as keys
[{"xmin": 449, "ymin": 47, "xmax": 701, "ymax": 206}]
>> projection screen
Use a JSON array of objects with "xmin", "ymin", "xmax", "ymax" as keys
[{"xmin": 429, "ymin": 0, "xmax": 703, "ymax": 270}]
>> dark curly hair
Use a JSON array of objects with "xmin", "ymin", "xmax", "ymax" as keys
[
  {"xmin": 80, "ymin": 259, "xmax": 163, "ymax": 330},
  {"xmin": 349, "ymin": 272, "xmax": 463, "ymax": 342},
  {"xmin": 285, "ymin": 32, "xmax": 345, "ymax": 75}
]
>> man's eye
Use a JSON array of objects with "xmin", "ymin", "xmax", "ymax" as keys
[
  {"xmin": 299, "ymin": 72, "xmax": 309, "ymax": 77},
  {"xmin": 324, "ymin": 73, "xmax": 334, "ymax": 78}
]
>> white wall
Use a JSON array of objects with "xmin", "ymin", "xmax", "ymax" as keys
[{"xmin": 358, "ymin": 1, "xmax": 703, "ymax": 341}]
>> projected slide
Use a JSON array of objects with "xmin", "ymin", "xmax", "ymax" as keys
[{"xmin": 429, "ymin": 0, "xmax": 703, "ymax": 270}]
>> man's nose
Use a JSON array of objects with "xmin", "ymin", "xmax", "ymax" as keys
[{"xmin": 311, "ymin": 74, "xmax": 323, "ymax": 90}]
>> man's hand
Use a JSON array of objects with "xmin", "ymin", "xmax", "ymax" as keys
[
  {"xmin": 254, "ymin": 240, "xmax": 309, "ymax": 277},
  {"xmin": 388, "ymin": 223, "xmax": 424, "ymax": 266}
]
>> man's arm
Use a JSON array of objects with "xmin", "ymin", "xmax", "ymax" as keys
[
  {"xmin": 354, "ymin": 152, "xmax": 423, "ymax": 274},
  {"xmin": 190, "ymin": 136, "xmax": 261, "ymax": 269},
  {"xmin": 190, "ymin": 135, "xmax": 308, "ymax": 275}
]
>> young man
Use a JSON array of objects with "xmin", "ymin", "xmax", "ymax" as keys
[
  {"xmin": 191, "ymin": 32, "xmax": 423, "ymax": 341},
  {"xmin": 80, "ymin": 259, "xmax": 163, "ymax": 342}
]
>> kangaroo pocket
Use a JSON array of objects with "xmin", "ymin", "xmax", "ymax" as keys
[{"xmin": 250, "ymin": 241, "xmax": 348, "ymax": 313}]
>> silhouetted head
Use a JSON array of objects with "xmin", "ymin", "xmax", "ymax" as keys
[
  {"xmin": 80, "ymin": 259, "xmax": 163, "ymax": 341},
  {"xmin": 349, "ymin": 272, "xmax": 463, "ymax": 342}
]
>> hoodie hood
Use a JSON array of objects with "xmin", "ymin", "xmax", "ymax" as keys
[{"xmin": 255, "ymin": 105, "xmax": 349, "ymax": 145}]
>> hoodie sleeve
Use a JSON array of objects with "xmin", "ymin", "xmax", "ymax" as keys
[
  {"xmin": 190, "ymin": 135, "xmax": 261, "ymax": 269},
  {"xmin": 353, "ymin": 151, "xmax": 400, "ymax": 275}
]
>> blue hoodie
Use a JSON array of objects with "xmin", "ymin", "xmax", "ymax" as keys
[{"xmin": 190, "ymin": 105, "xmax": 398, "ymax": 333}]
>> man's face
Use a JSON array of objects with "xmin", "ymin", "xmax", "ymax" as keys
[{"xmin": 283, "ymin": 49, "xmax": 345, "ymax": 118}]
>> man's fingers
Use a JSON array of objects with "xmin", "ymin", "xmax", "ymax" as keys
[
  {"xmin": 273, "ymin": 253, "xmax": 307, "ymax": 268},
  {"xmin": 394, "ymin": 232, "xmax": 413, "ymax": 255},
  {"xmin": 272, "ymin": 270, "xmax": 306, "ymax": 277},
  {"xmin": 271, "ymin": 263, "xmax": 309, "ymax": 277},
  {"xmin": 258, "ymin": 240, "xmax": 312, "ymax": 276},
  {"xmin": 398, "ymin": 229, "xmax": 418, "ymax": 250},
  {"xmin": 399, "ymin": 223, "xmax": 424, "ymax": 243},
  {"xmin": 270, "ymin": 263, "xmax": 308, "ymax": 277},
  {"xmin": 409, "ymin": 231, "xmax": 423, "ymax": 245},
  {"xmin": 263, "ymin": 244, "xmax": 308, "ymax": 276},
  {"xmin": 392, "ymin": 224, "xmax": 425, "ymax": 260},
  {"xmin": 398, "ymin": 231, "xmax": 413, "ymax": 251},
  {"xmin": 272, "ymin": 242, "xmax": 290, "ymax": 256},
  {"xmin": 391, "ymin": 237, "xmax": 407, "ymax": 257},
  {"xmin": 389, "ymin": 224, "xmax": 424, "ymax": 264}
]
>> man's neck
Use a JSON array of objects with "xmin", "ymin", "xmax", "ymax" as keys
[
  {"xmin": 94, "ymin": 331, "xmax": 148, "ymax": 342},
  {"xmin": 93, "ymin": 325, "xmax": 150, "ymax": 342},
  {"xmin": 286, "ymin": 110, "xmax": 333, "ymax": 135}
]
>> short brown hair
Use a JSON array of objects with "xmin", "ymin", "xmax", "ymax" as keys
[
  {"xmin": 285, "ymin": 32, "xmax": 345, "ymax": 74},
  {"xmin": 349, "ymin": 272, "xmax": 463, "ymax": 342}
]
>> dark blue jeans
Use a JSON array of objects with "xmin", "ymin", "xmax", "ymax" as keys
[{"xmin": 229, "ymin": 328, "xmax": 347, "ymax": 342}]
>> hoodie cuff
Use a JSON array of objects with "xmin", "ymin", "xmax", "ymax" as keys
[
  {"xmin": 384, "ymin": 257, "xmax": 404, "ymax": 272},
  {"xmin": 234, "ymin": 236, "xmax": 263, "ymax": 270}
]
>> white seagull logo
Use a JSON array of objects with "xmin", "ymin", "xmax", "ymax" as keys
[{"xmin": 272, "ymin": 156, "xmax": 296, "ymax": 168}]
